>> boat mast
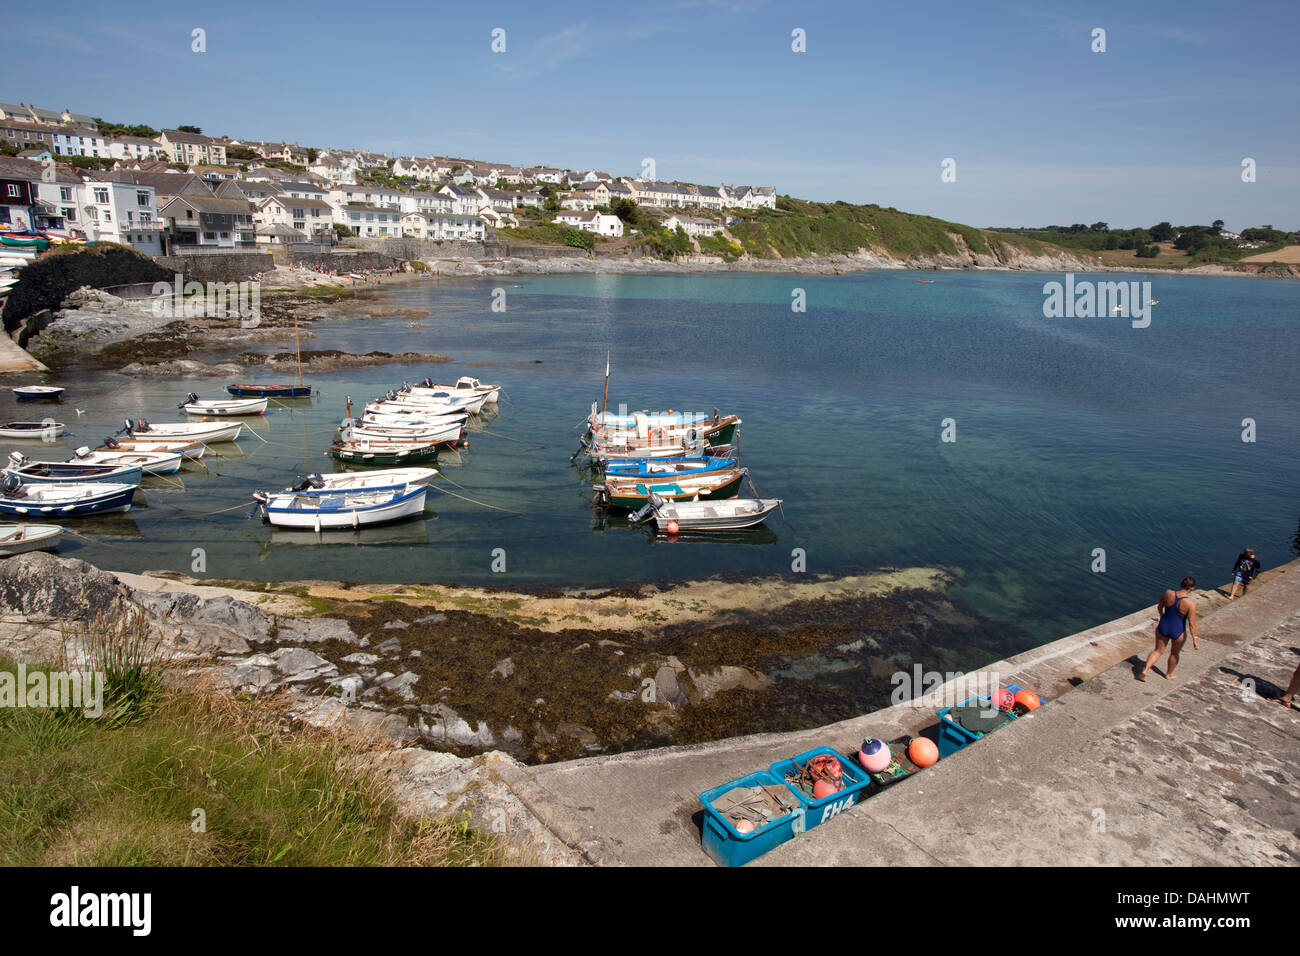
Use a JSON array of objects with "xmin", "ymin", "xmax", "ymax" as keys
[
  {"xmin": 601, "ymin": 351, "xmax": 610, "ymax": 419},
  {"xmin": 294, "ymin": 312, "xmax": 303, "ymax": 386}
]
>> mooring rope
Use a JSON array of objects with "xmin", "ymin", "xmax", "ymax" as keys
[{"xmin": 430, "ymin": 483, "xmax": 522, "ymax": 515}]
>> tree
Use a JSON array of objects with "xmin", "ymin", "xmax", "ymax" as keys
[
  {"xmin": 1211, "ymin": 219, "xmax": 1224, "ymax": 234},
  {"xmin": 177, "ymin": 125, "xmax": 203, "ymax": 134},
  {"xmin": 331, "ymin": 222, "xmax": 353, "ymax": 240},
  {"xmin": 1149, "ymin": 221, "xmax": 1174, "ymax": 242},
  {"xmin": 305, "ymin": 147, "xmax": 318, "ymax": 163},
  {"xmin": 611, "ymin": 197, "xmax": 640, "ymax": 226},
  {"xmin": 226, "ymin": 145, "xmax": 256, "ymax": 161},
  {"xmin": 1136, "ymin": 244, "xmax": 1159, "ymax": 258},
  {"xmin": 1090, "ymin": 221, "xmax": 1109, "ymax": 233}
]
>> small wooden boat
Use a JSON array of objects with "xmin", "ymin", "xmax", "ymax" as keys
[
  {"xmin": 253, "ymin": 484, "xmax": 428, "ymax": 531},
  {"xmin": 121, "ymin": 419, "xmax": 242, "ymax": 443},
  {"xmin": 0, "ymin": 523, "xmax": 66, "ymax": 557},
  {"xmin": 282, "ymin": 467, "xmax": 438, "ymax": 493},
  {"xmin": 603, "ymin": 457, "xmax": 739, "ymax": 480},
  {"xmin": 69, "ymin": 446, "xmax": 182, "ymax": 476},
  {"xmin": 99, "ymin": 437, "xmax": 205, "ymax": 461},
  {"xmin": 591, "ymin": 413, "xmax": 740, "ymax": 448},
  {"xmin": 630, "ymin": 492, "xmax": 782, "ymax": 531},
  {"xmin": 359, "ymin": 411, "xmax": 468, "ymax": 429},
  {"xmin": 5, "ymin": 452, "xmax": 142, "ymax": 486},
  {"xmin": 597, "ymin": 467, "xmax": 748, "ymax": 510},
  {"xmin": 226, "ymin": 384, "xmax": 312, "ymax": 398},
  {"xmin": 0, "ymin": 421, "xmax": 65, "ymax": 440},
  {"xmin": 392, "ymin": 385, "xmax": 488, "ymax": 414},
  {"xmin": 179, "ymin": 393, "xmax": 268, "ymax": 416},
  {"xmin": 12, "ymin": 385, "xmax": 65, "ymax": 401},
  {"xmin": 0, "ymin": 478, "xmax": 137, "ymax": 517},
  {"xmin": 329, "ymin": 439, "xmax": 440, "ymax": 465},
  {"xmin": 363, "ymin": 401, "xmax": 471, "ymax": 420}
]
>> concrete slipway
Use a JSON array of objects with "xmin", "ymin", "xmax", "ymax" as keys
[{"xmin": 494, "ymin": 561, "xmax": 1300, "ymax": 866}]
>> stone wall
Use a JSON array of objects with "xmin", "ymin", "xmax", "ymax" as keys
[
  {"xmin": 156, "ymin": 253, "xmax": 275, "ymax": 282},
  {"xmin": 268, "ymin": 249, "xmax": 402, "ymax": 271}
]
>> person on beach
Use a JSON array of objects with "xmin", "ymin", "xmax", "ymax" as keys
[
  {"xmin": 1228, "ymin": 548, "xmax": 1260, "ymax": 599},
  {"xmin": 1139, "ymin": 576, "xmax": 1199, "ymax": 681}
]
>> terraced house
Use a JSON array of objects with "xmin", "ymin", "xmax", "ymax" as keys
[
  {"xmin": 158, "ymin": 192, "xmax": 254, "ymax": 251},
  {"xmin": 156, "ymin": 129, "xmax": 228, "ymax": 167},
  {"xmin": 337, "ymin": 203, "xmax": 405, "ymax": 238},
  {"xmin": 255, "ymin": 194, "xmax": 334, "ymax": 239}
]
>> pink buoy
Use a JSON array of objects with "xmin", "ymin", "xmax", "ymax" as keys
[{"xmin": 859, "ymin": 737, "xmax": 892, "ymax": 773}]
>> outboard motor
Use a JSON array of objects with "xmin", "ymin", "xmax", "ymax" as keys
[
  {"xmin": 102, "ymin": 437, "xmax": 120, "ymax": 449},
  {"xmin": 422, "ymin": 377, "xmax": 433, "ymax": 388},
  {"xmin": 120, "ymin": 418, "xmax": 134, "ymax": 435},
  {"xmin": 1, "ymin": 474, "xmax": 21, "ymax": 498},
  {"xmin": 177, "ymin": 392, "xmax": 199, "ymax": 409},
  {"xmin": 136, "ymin": 419, "xmax": 151, "ymax": 432},
  {"xmin": 73, "ymin": 446, "xmax": 91, "ymax": 460},
  {"xmin": 8, "ymin": 451, "xmax": 26, "ymax": 466}
]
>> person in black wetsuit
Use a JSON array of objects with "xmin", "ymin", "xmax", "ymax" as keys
[
  {"xmin": 1228, "ymin": 548, "xmax": 1260, "ymax": 600},
  {"xmin": 1139, "ymin": 576, "xmax": 1200, "ymax": 682}
]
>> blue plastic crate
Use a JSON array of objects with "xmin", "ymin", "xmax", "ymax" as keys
[
  {"xmin": 936, "ymin": 683, "xmax": 1030, "ymax": 757},
  {"xmin": 768, "ymin": 746, "xmax": 871, "ymax": 830},
  {"xmin": 699, "ymin": 771, "xmax": 804, "ymax": 867}
]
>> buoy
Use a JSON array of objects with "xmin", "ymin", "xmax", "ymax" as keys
[
  {"xmin": 1013, "ymin": 689, "xmax": 1042, "ymax": 711},
  {"xmin": 812, "ymin": 779, "xmax": 839, "ymax": 800},
  {"xmin": 859, "ymin": 738, "xmax": 892, "ymax": 773},
  {"xmin": 908, "ymin": 737, "xmax": 939, "ymax": 767},
  {"xmin": 666, "ymin": 519, "xmax": 679, "ymax": 534},
  {"xmin": 990, "ymin": 688, "xmax": 1014, "ymax": 711},
  {"xmin": 735, "ymin": 819, "xmax": 755, "ymax": 834}
]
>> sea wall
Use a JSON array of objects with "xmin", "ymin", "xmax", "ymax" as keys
[
  {"xmin": 156, "ymin": 253, "xmax": 275, "ymax": 283},
  {"xmin": 268, "ymin": 249, "xmax": 402, "ymax": 272}
]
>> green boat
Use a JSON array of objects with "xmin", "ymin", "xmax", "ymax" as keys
[
  {"xmin": 329, "ymin": 442, "xmax": 438, "ymax": 465},
  {"xmin": 598, "ymin": 468, "xmax": 747, "ymax": 510}
]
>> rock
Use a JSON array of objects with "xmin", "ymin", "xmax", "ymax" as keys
[
  {"xmin": 328, "ymin": 674, "xmax": 364, "ymax": 699},
  {"xmin": 129, "ymin": 588, "xmax": 264, "ymax": 654},
  {"xmin": 382, "ymin": 619, "xmax": 408, "ymax": 630},
  {"xmin": 272, "ymin": 647, "xmax": 330, "ymax": 675},
  {"xmin": 413, "ymin": 612, "xmax": 446, "ymax": 624},
  {"xmin": 381, "ymin": 671, "xmax": 420, "ymax": 700},
  {"xmin": 376, "ymin": 636, "xmax": 402, "ymax": 655},
  {"xmin": 119, "ymin": 359, "xmax": 246, "ymax": 378},
  {"xmin": 416, "ymin": 704, "xmax": 497, "ymax": 749},
  {"xmin": 0, "ymin": 552, "xmax": 129, "ymax": 623},
  {"xmin": 653, "ymin": 665, "xmax": 688, "ymax": 707},
  {"xmin": 490, "ymin": 658, "xmax": 514, "ymax": 679},
  {"xmin": 62, "ymin": 286, "xmax": 124, "ymax": 311},
  {"xmin": 216, "ymin": 663, "xmax": 275, "ymax": 693},
  {"xmin": 681, "ymin": 665, "xmax": 771, "ymax": 704},
  {"xmin": 341, "ymin": 652, "xmax": 379, "ymax": 665},
  {"xmin": 274, "ymin": 616, "xmax": 357, "ymax": 644}
]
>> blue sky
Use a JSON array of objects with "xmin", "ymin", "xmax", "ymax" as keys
[{"xmin": 13, "ymin": 0, "xmax": 1299, "ymax": 230}]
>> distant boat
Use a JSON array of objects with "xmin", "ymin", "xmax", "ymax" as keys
[
  {"xmin": 0, "ymin": 523, "xmax": 66, "ymax": 557},
  {"xmin": 69, "ymin": 445, "xmax": 183, "ymax": 476},
  {"xmin": 226, "ymin": 312, "xmax": 311, "ymax": 397},
  {"xmin": 603, "ymin": 457, "xmax": 739, "ymax": 480},
  {"xmin": 329, "ymin": 439, "xmax": 440, "ymax": 465},
  {"xmin": 99, "ymin": 437, "xmax": 205, "ymax": 461},
  {"xmin": 253, "ymin": 484, "xmax": 428, "ymax": 531},
  {"xmin": 179, "ymin": 393, "xmax": 268, "ymax": 416},
  {"xmin": 596, "ymin": 467, "xmax": 748, "ymax": 510},
  {"xmin": 415, "ymin": 375, "xmax": 501, "ymax": 405},
  {"xmin": 630, "ymin": 492, "xmax": 783, "ymax": 531},
  {"xmin": 12, "ymin": 385, "xmax": 64, "ymax": 401},
  {"xmin": 0, "ymin": 421, "xmax": 65, "ymax": 440}
]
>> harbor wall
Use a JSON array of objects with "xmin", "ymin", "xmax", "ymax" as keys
[{"xmin": 155, "ymin": 253, "xmax": 275, "ymax": 283}]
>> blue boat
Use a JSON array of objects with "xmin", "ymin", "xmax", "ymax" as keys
[
  {"xmin": 5, "ymin": 452, "xmax": 142, "ymax": 486},
  {"xmin": 0, "ymin": 478, "xmax": 137, "ymax": 517},
  {"xmin": 602, "ymin": 457, "xmax": 739, "ymax": 480},
  {"xmin": 226, "ymin": 384, "xmax": 312, "ymax": 398}
]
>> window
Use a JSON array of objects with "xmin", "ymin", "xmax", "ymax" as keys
[
  {"xmin": 93, "ymin": 188, "xmax": 109, "ymax": 204},
  {"xmin": 220, "ymin": 232, "xmax": 229, "ymax": 239},
  {"xmin": 203, "ymin": 232, "xmax": 216, "ymax": 240},
  {"xmin": 103, "ymin": 209, "xmax": 111, "ymax": 222},
  {"xmin": 60, "ymin": 187, "xmax": 72, "ymax": 201},
  {"xmin": 137, "ymin": 190, "xmax": 149, "ymax": 206},
  {"xmin": 6, "ymin": 184, "xmax": 19, "ymax": 198},
  {"xmin": 62, "ymin": 207, "xmax": 76, "ymax": 221}
]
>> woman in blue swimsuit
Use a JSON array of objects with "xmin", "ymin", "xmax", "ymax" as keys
[{"xmin": 1139, "ymin": 576, "xmax": 1200, "ymax": 681}]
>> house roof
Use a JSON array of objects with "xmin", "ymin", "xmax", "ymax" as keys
[
  {"xmin": 557, "ymin": 210, "xmax": 598, "ymax": 222},
  {"xmin": 269, "ymin": 196, "xmax": 333, "ymax": 211},
  {"xmin": 160, "ymin": 195, "xmax": 252, "ymax": 216},
  {"xmin": 107, "ymin": 170, "xmax": 204, "ymax": 197},
  {"xmin": 256, "ymin": 224, "xmax": 307, "ymax": 239},
  {"xmin": 161, "ymin": 129, "xmax": 218, "ymax": 146},
  {"xmin": 342, "ymin": 204, "xmax": 402, "ymax": 214}
]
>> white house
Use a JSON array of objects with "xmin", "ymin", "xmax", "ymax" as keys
[
  {"xmin": 662, "ymin": 214, "xmax": 724, "ymax": 238},
  {"xmin": 74, "ymin": 177, "xmax": 165, "ymax": 253},
  {"xmin": 400, "ymin": 211, "xmax": 486, "ymax": 241},
  {"xmin": 331, "ymin": 182, "xmax": 401, "ymax": 209},
  {"xmin": 400, "ymin": 190, "xmax": 455, "ymax": 215},
  {"xmin": 256, "ymin": 195, "xmax": 334, "ymax": 238},
  {"xmin": 561, "ymin": 194, "xmax": 596, "ymax": 211},
  {"xmin": 156, "ymin": 130, "xmax": 228, "ymax": 166},
  {"xmin": 337, "ymin": 203, "xmax": 405, "ymax": 238},
  {"xmin": 555, "ymin": 210, "xmax": 623, "ymax": 237},
  {"xmin": 107, "ymin": 135, "xmax": 166, "ymax": 162},
  {"xmin": 722, "ymin": 185, "xmax": 777, "ymax": 209},
  {"xmin": 437, "ymin": 184, "xmax": 488, "ymax": 215}
]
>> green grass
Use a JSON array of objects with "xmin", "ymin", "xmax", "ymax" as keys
[{"xmin": 0, "ymin": 611, "xmax": 511, "ymax": 866}]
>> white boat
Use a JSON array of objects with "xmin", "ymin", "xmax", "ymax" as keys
[
  {"xmin": 630, "ymin": 493, "xmax": 783, "ymax": 531},
  {"xmin": 0, "ymin": 421, "xmax": 65, "ymax": 440},
  {"xmin": 100, "ymin": 438, "xmax": 205, "ymax": 461},
  {"xmin": 0, "ymin": 523, "xmax": 65, "ymax": 556},
  {"xmin": 391, "ymin": 386, "xmax": 488, "ymax": 414},
  {"xmin": 416, "ymin": 376, "xmax": 501, "ymax": 405},
  {"xmin": 253, "ymin": 484, "xmax": 428, "ymax": 531},
  {"xmin": 0, "ymin": 480, "xmax": 137, "ymax": 517},
  {"xmin": 69, "ymin": 446, "xmax": 183, "ymax": 476},
  {"xmin": 283, "ymin": 468, "xmax": 438, "ymax": 492},
  {"xmin": 121, "ymin": 419, "xmax": 243, "ymax": 443},
  {"xmin": 179, "ymin": 394, "xmax": 268, "ymax": 416},
  {"xmin": 341, "ymin": 420, "xmax": 462, "ymax": 445},
  {"xmin": 363, "ymin": 400, "xmax": 471, "ymax": 419},
  {"xmin": 6, "ymin": 451, "xmax": 142, "ymax": 486},
  {"xmin": 359, "ymin": 411, "xmax": 468, "ymax": 428},
  {"xmin": 12, "ymin": 385, "xmax": 65, "ymax": 400}
]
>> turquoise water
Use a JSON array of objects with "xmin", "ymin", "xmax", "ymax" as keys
[{"xmin": 5, "ymin": 269, "xmax": 1297, "ymax": 649}]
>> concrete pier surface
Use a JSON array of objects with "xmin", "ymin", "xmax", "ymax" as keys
[
  {"xmin": 497, "ymin": 562, "xmax": 1300, "ymax": 866},
  {"xmin": 0, "ymin": 332, "xmax": 48, "ymax": 373}
]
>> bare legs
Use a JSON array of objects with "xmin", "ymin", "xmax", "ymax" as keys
[
  {"xmin": 1139, "ymin": 634, "xmax": 1186, "ymax": 681},
  {"xmin": 1278, "ymin": 662, "xmax": 1300, "ymax": 706}
]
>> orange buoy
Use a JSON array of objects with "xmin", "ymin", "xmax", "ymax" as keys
[
  {"xmin": 990, "ymin": 688, "xmax": 1014, "ymax": 711},
  {"xmin": 1013, "ymin": 689, "xmax": 1042, "ymax": 711},
  {"xmin": 666, "ymin": 519, "xmax": 679, "ymax": 534},
  {"xmin": 812, "ymin": 778, "xmax": 839, "ymax": 800},
  {"xmin": 908, "ymin": 737, "xmax": 939, "ymax": 767}
]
